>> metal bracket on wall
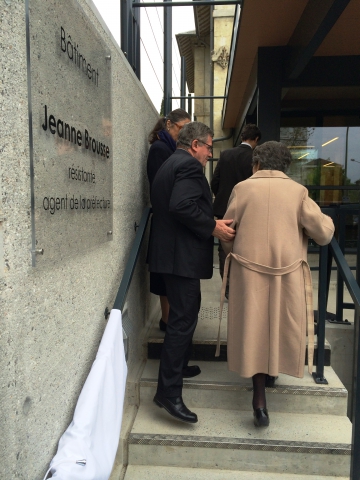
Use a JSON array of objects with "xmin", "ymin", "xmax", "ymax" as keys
[
  {"xmin": 123, "ymin": 328, "xmax": 129, "ymax": 362},
  {"xmin": 31, "ymin": 248, "xmax": 44, "ymax": 255}
]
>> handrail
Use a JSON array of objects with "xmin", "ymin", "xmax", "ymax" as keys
[
  {"xmin": 330, "ymin": 238, "xmax": 360, "ymax": 306},
  {"xmin": 113, "ymin": 207, "xmax": 152, "ymax": 312},
  {"xmin": 315, "ymin": 237, "xmax": 360, "ymax": 479},
  {"xmin": 315, "ymin": 237, "xmax": 360, "ymax": 382}
]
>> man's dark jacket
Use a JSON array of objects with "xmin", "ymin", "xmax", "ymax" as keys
[
  {"xmin": 211, "ymin": 143, "xmax": 253, "ymax": 217},
  {"xmin": 148, "ymin": 149, "xmax": 216, "ymax": 279}
]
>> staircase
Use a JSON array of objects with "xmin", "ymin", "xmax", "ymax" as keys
[{"xmin": 123, "ymin": 273, "xmax": 352, "ymax": 479}]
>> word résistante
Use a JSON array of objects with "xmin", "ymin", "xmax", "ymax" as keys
[{"xmin": 69, "ymin": 167, "xmax": 96, "ymax": 183}]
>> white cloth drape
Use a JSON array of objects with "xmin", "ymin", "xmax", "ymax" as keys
[{"xmin": 49, "ymin": 309, "xmax": 127, "ymax": 479}]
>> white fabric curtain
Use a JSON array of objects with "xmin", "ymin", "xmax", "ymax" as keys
[{"xmin": 48, "ymin": 309, "xmax": 127, "ymax": 479}]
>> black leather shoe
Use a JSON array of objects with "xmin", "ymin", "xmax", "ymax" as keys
[
  {"xmin": 182, "ymin": 365, "xmax": 201, "ymax": 378},
  {"xmin": 253, "ymin": 407, "xmax": 270, "ymax": 427},
  {"xmin": 153, "ymin": 394, "xmax": 198, "ymax": 423},
  {"xmin": 265, "ymin": 375, "xmax": 277, "ymax": 388},
  {"xmin": 159, "ymin": 319, "xmax": 167, "ymax": 332}
]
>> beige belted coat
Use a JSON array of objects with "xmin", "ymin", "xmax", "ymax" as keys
[{"xmin": 221, "ymin": 170, "xmax": 334, "ymax": 379}]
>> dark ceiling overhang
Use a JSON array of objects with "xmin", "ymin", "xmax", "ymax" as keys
[
  {"xmin": 222, "ymin": 0, "xmax": 360, "ymax": 129},
  {"xmin": 193, "ymin": 2, "xmax": 211, "ymax": 38},
  {"xmin": 175, "ymin": 1, "xmax": 211, "ymax": 93},
  {"xmin": 176, "ymin": 31, "xmax": 197, "ymax": 93}
]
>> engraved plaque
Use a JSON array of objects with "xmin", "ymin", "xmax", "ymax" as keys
[{"xmin": 27, "ymin": 0, "xmax": 112, "ymax": 265}]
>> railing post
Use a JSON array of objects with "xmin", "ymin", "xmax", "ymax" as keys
[
  {"xmin": 164, "ymin": 0, "xmax": 172, "ymax": 115},
  {"xmin": 209, "ymin": 3, "xmax": 214, "ymax": 184},
  {"xmin": 180, "ymin": 57, "xmax": 186, "ymax": 110},
  {"xmin": 326, "ymin": 244, "xmax": 333, "ymax": 305},
  {"xmin": 133, "ymin": 2, "xmax": 141, "ymax": 79},
  {"xmin": 336, "ymin": 210, "xmax": 346, "ymax": 321},
  {"xmin": 121, "ymin": 0, "xmax": 129, "ymax": 58},
  {"xmin": 351, "ymin": 304, "xmax": 360, "ymax": 479},
  {"xmin": 313, "ymin": 243, "xmax": 328, "ymax": 384},
  {"xmin": 187, "ymin": 93, "xmax": 192, "ymax": 120},
  {"xmin": 357, "ymin": 203, "xmax": 360, "ymax": 285},
  {"xmin": 121, "ymin": 0, "xmax": 136, "ymax": 72}
]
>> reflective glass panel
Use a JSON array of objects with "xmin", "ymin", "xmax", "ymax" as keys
[{"xmin": 280, "ymin": 127, "xmax": 360, "ymax": 205}]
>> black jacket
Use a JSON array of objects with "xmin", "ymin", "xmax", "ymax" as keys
[
  {"xmin": 147, "ymin": 140, "xmax": 174, "ymax": 189},
  {"xmin": 211, "ymin": 143, "xmax": 253, "ymax": 217},
  {"xmin": 148, "ymin": 149, "xmax": 216, "ymax": 279}
]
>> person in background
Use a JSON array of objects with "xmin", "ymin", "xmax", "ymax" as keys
[
  {"xmin": 211, "ymin": 124, "xmax": 261, "ymax": 297},
  {"xmin": 147, "ymin": 109, "xmax": 191, "ymax": 332},
  {"xmin": 220, "ymin": 141, "xmax": 334, "ymax": 427}
]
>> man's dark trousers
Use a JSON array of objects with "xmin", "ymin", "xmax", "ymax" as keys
[
  {"xmin": 157, "ymin": 274, "xmax": 201, "ymax": 398},
  {"xmin": 148, "ymin": 149, "xmax": 216, "ymax": 398}
]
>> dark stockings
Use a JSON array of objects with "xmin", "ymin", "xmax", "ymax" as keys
[{"xmin": 252, "ymin": 373, "xmax": 267, "ymax": 410}]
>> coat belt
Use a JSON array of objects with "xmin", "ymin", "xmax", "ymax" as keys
[{"xmin": 215, "ymin": 252, "xmax": 314, "ymax": 375}]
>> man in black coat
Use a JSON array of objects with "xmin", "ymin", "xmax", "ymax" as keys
[
  {"xmin": 211, "ymin": 124, "xmax": 261, "ymax": 291},
  {"xmin": 148, "ymin": 122, "xmax": 235, "ymax": 424}
]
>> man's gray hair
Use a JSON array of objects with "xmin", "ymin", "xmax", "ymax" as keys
[
  {"xmin": 252, "ymin": 141, "xmax": 292, "ymax": 173},
  {"xmin": 177, "ymin": 121, "xmax": 213, "ymax": 149}
]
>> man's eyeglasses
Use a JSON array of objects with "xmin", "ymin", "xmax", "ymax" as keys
[{"xmin": 196, "ymin": 139, "xmax": 213, "ymax": 153}]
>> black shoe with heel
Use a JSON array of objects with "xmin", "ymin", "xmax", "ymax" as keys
[
  {"xmin": 253, "ymin": 407, "xmax": 270, "ymax": 427},
  {"xmin": 265, "ymin": 375, "xmax": 277, "ymax": 388}
]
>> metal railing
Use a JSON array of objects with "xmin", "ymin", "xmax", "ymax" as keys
[
  {"xmin": 108, "ymin": 207, "xmax": 151, "ymax": 360},
  {"xmin": 314, "ymin": 205, "xmax": 359, "ymax": 404},
  {"xmin": 311, "ymin": 205, "xmax": 360, "ymax": 326},
  {"xmin": 314, "ymin": 235, "xmax": 360, "ymax": 479},
  {"xmin": 112, "ymin": 207, "xmax": 152, "ymax": 313}
]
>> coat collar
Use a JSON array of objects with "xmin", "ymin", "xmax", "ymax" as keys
[
  {"xmin": 251, "ymin": 170, "xmax": 289, "ymax": 180},
  {"xmin": 174, "ymin": 148, "xmax": 193, "ymax": 157}
]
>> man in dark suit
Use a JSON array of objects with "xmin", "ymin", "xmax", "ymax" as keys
[
  {"xmin": 148, "ymin": 122, "xmax": 235, "ymax": 424},
  {"xmin": 211, "ymin": 124, "xmax": 261, "ymax": 291}
]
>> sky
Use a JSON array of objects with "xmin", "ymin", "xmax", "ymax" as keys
[{"xmin": 92, "ymin": 0, "xmax": 195, "ymax": 113}]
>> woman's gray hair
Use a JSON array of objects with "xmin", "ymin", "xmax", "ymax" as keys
[
  {"xmin": 177, "ymin": 122, "xmax": 213, "ymax": 149},
  {"xmin": 252, "ymin": 141, "xmax": 292, "ymax": 173}
]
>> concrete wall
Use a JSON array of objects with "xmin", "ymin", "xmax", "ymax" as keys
[{"xmin": 0, "ymin": 1, "xmax": 159, "ymax": 478}]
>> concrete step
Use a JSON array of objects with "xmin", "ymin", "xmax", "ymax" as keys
[
  {"xmin": 148, "ymin": 336, "xmax": 331, "ymax": 365},
  {"xmin": 148, "ymin": 305, "xmax": 331, "ymax": 365},
  {"xmin": 140, "ymin": 360, "xmax": 348, "ymax": 416},
  {"xmin": 124, "ymin": 465, "xmax": 349, "ymax": 480},
  {"xmin": 128, "ymin": 402, "xmax": 351, "ymax": 477}
]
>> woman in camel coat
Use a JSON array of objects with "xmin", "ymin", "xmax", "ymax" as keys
[{"xmin": 221, "ymin": 141, "xmax": 334, "ymax": 427}]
